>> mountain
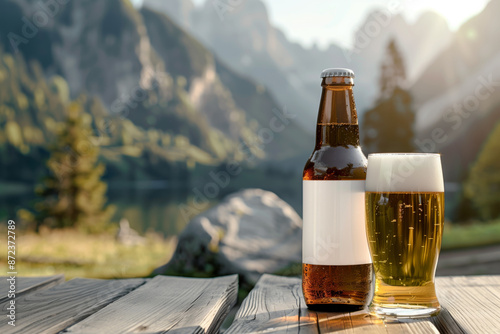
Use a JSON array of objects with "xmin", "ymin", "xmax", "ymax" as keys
[
  {"xmin": 165, "ymin": 0, "xmax": 327, "ymax": 130},
  {"xmin": 0, "ymin": 46, "xmax": 231, "ymax": 183},
  {"xmin": 412, "ymin": 0, "xmax": 500, "ymax": 108},
  {"xmin": 410, "ymin": 0, "xmax": 500, "ymax": 181},
  {"xmin": 0, "ymin": 0, "xmax": 311, "ymax": 184},
  {"xmin": 144, "ymin": 0, "xmax": 357, "ymax": 130},
  {"xmin": 351, "ymin": 11, "xmax": 451, "ymax": 83},
  {"xmin": 144, "ymin": 0, "xmax": 451, "ymax": 131},
  {"xmin": 140, "ymin": 0, "xmax": 193, "ymax": 28},
  {"xmin": 330, "ymin": 10, "xmax": 452, "ymax": 122},
  {"xmin": 139, "ymin": 6, "xmax": 312, "ymax": 160}
]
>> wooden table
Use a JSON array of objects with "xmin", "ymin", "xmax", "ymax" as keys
[
  {"xmin": 0, "ymin": 275, "xmax": 238, "ymax": 334},
  {"xmin": 227, "ymin": 274, "xmax": 500, "ymax": 334},
  {"xmin": 1, "ymin": 274, "xmax": 499, "ymax": 333}
]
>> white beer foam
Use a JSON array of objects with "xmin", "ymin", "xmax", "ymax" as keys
[{"xmin": 366, "ymin": 153, "xmax": 444, "ymax": 192}]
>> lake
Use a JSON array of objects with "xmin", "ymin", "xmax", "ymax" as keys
[{"xmin": 0, "ymin": 177, "xmax": 302, "ymax": 237}]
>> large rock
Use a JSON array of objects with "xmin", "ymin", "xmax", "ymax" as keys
[{"xmin": 154, "ymin": 189, "xmax": 302, "ymax": 284}]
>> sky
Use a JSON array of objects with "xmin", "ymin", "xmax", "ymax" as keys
[{"xmin": 132, "ymin": 0, "xmax": 490, "ymax": 49}]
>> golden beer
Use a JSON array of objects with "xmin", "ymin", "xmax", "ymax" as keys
[
  {"xmin": 365, "ymin": 153, "xmax": 444, "ymax": 318},
  {"xmin": 366, "ymin": 192, "xmax": 443, "ymax": 309}
]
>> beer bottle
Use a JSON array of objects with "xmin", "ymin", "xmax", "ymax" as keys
[{"xmin": 302, "ymin": 68, "xmax": 372, "ymax": 311}]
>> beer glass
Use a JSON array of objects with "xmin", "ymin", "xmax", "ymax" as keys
[{"xmin": 365, "ymin": 153, "xmax": 444, "ymax": 318}]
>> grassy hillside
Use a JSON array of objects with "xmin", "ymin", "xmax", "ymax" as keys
[{"xmin": 0, "ymin": 48, "xmax": 244, "ymax": 183}]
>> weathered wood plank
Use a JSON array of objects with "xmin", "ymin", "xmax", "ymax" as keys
[
  {"xmin": 0, "ymin": 277, "xmax": 145, "ymax": 334},
  {"xmin": 227, "ymin": 274, "xmax": 441, "ymax": 333},
  {"xmin": 63, "ymin": 274, "xmax": 238, "ymax": 334},
  {"xmin": 317, "ymin": 312, "xmax": 439, "ymax": 333},
  {"xmin": 227, "ymin": 275, "xmax": 318, "ymax": 334},
  {"xmin": 316, "ymin": 309, "xmax": 383, "ymax": 333},
  {"xmin": 0, "ymin": 275, "xmax": 65, "ymax": 304},
  {"xmin": 435, "ymin": 275, "xmax": 500, "ymax": 334}
]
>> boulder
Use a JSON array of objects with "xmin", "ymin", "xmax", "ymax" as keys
[{"xmin": 154, "ymin": 188, "xmax": 302, "ymax": 284}]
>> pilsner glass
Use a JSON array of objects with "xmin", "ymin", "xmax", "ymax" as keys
[{"xmin": 365, "ymin": 153, "xmax": 444, "ymax": 318}]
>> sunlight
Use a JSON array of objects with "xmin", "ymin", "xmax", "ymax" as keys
[{"xmin": 408, "ymin": 0, "xmax": 489, "ymax": 30}]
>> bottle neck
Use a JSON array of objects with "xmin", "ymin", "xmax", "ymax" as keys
[{"xmin": 315, "ymin": 77, "xmax": 359, "ymax": 149}]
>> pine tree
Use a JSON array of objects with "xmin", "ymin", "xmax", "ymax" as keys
[
  {"xmin": 362, "ymin": 39, "xmax": 415, "ymax": 154},
  {"xmin": 35, "ymin": 102, "xmax": 114, "ymax": 233},
  {"xmin": 464, "ymin": 119, "xmax": 500, "ymax": 220},
  {"xmin": 379, "ymin": 40, "xmax": 407, "ymax": 100}
]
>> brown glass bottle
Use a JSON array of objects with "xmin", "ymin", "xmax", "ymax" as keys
[{"xmin": 302, "ymin": 69, "xmax": 372, "ymax": 311}]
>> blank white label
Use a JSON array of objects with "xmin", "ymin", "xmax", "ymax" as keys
[{"xmin": 303, "ymin": 180, "xmax": 372, "ymax": 266}]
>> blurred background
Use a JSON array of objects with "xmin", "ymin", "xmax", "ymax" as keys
[{"xmin": 0, "ymin": 0, "xmax": 499, "ymax": 279}]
